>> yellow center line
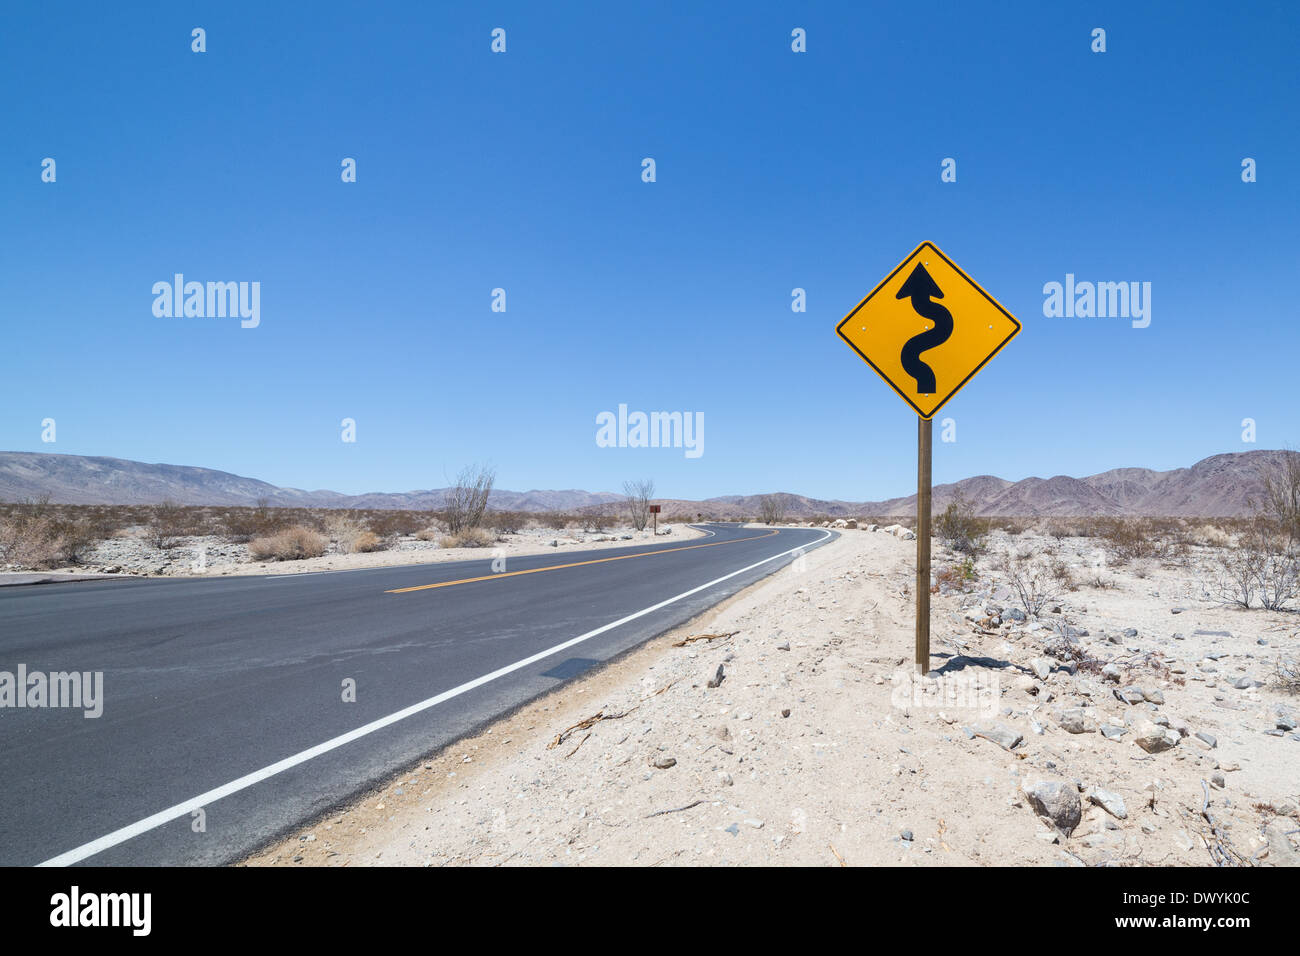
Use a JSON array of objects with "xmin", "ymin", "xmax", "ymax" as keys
[{"xmin": 385, "ymin": 529, "xmax": 782, "ymax": 594}]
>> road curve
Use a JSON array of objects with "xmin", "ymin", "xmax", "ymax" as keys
[{"xmin": 0, "ymin": 524, "xmax": 833, "ymax": 866}]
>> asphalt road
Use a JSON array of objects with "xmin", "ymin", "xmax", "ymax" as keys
[{"xmin": 0, "ymin": 523, "xmax": 832, "ymax": 866}]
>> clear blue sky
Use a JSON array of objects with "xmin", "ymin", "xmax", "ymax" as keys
[{"xmin": 3, "ymin": 1, "xmax": 1296, "ymax": 501}]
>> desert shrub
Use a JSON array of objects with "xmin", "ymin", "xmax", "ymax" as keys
[
  {"xmin": 1189, "ymin": 523, "xmax": 1234, "ymax": 548},
  {"xmin": 367, "ymin": 510, "xmax": 420, "ymax": 538},
  {"xmin": 221, "ymin": 499, "xmax": 285, "ymax": 542},
  {"xmin": 935, "ymin": 557, "xmax": 977, "ymax": 592},
  {"xmin": 50, "ymin": 516, "xmax": 102, "ymax": 564},
  {"xmin": 415, "ymin": 526, "xmax": 442, "ymax": 542},
  {"xmin": 998, "ymin": 552, "xmax": 1064, "ymax": 618},
  {"xmin": 248, "ymin": 526, "xmax": 328, "ymax": 561},
  {"xmin": 485, "ymin": 510, "xmax": 525, "ymax": 534},
  {"xmin": 439, "ymin": 528, "xmax": 494, "ymax": 549},
  {"xmin": 444, "ymin": 464, "xmax": 495, "ymax": 534},
  {"xmin": 352, "ymin": 530, "xmax": 384, "ymax": 553},
  {"xmin": 581, "ymin": 508, "xmax": 612, "ymax": 533},
  {"xmin": 1049, "ymin": 557, "xmax": 1078, "ymax": 591},
  {"xmin": 541, "ymin": 511, "xmax": 572, "ymax": 530},
  {"xmin": 759, "ymin": 494, "xmax": 791, "ymax": 525},
  {"xmin": 1255, "ymin": 451, "xmax": 1300, "ymax": 546},
  {"xmin": 325, "ymin": 514, "xmax": 369, "ymax": 554},
  {"xmin": 1214, "ymin": 523, "xmax": 1298, "ymax": 610},
  {"xmin": 146, "ymin": 499, "xmax": 189, "ymax": 549}
]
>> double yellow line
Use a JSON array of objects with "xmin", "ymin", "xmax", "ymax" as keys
[{"xmin": 385, "ymin": 529, "xmax": 780, "ymax": 594}]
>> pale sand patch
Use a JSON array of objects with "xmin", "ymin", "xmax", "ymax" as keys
[{"xmin": 243, "ymin": 526, "xmax": 1300, "ymax": 867}]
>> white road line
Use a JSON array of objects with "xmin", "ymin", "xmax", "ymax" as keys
[{"xmin": 38, "ymin": 528, "xmax": 831, "ymax": 866}]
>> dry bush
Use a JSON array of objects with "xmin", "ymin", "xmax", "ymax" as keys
[
  {"xmin": 485, "ymin": 510, "xmax": 525, "ymax": 534},
  {"xmin": 1049, "ymin": 557, "xmax": 1078, "ymax": 591},
  {"xmin": 325, "ymin": 514, "xmax": 369, "ymax": 554},
  {"xmin": 1214, "ymin": 523, "xmax": 1298, "ymax": 610},
  {"xmin": 1276, "ymin": 655, "xmax": 1300, "ymax": 693},
  {"xmin": 415, "ymin": 526, "xmax": 442, "ymax": 542},
  {"xmin": 1189, "ymin": 523, "xmax": 1234, "ymax": 548},
  {"xmin": 998, "ymin": 552, "xmax": 1064, "ymax": 618},
  {"xmin": 366, "ymin": 510, "xmax": 421, "ymax": 538},
  {"xmin": 248, "ymin": 526, "xmax": 328, "ymax": 561},
  {"xmin": 541, "ymin": 511, "xmax": 572, "ymax": 530},
  {"xmin": 759, "ymin": 494, "xmax": 790, "ymax": 525},
  {"xmin": 581, "ymin": 507, "xmax": 613, "ymax": 533},
  {"xmin": 935, "ymin": 494, "xmax": 987, "ymax": 555},
  {"xmin": 147, "ymin": 499, "xmax": 189, "ymax": 550},
  {"xmin": 935, "ymin": 557, "xmax": 977, "ymax": 592},
  {"xmin": 439, "ymin": 528, "xmax": 494, "ymax": 549},
  {"xmin": 352, "ymin": 530, "xmax": 384, "ymax": 553},
  {"xmin": 221, "ymin": 499, "xmax": 285, "ymax": 542},
  {"xmin": 0, "ymin": 496, "xmax": 66, "ymax": 568},
  {"xmin": 444, "ymin": 465, "xmax": 494, "ymax": 534},
  {"xmin": 624, "ymin": 479, "xmax": 655, "ymax": 531},
  {"xmin": 1255, "ymin": 451, "xmax": 1300, "ymax": 546}
]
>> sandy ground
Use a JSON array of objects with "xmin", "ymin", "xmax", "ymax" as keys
[
  {"xmin": 244, "ymin": 525, "xmax": 1300, "ymax": 867},
  {"xmin": 72, "ymin": 523, "xmax": 703, "ymax": 578}
]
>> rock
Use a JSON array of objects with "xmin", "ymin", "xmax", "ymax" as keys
[
  {"xmin": 1101, "ymin": 663, "xmax": 1122, "ymax": 683},
  {"xmin": 650, "ymin": 755, "xmax": 677, "ymax": 769},
  {"xmin": 1231, "ymin": 676, "xmax": 1259, "ymax": 690},
  {"xmin": 1277, "ymin": 710, "xmax": 1298, "ymax": 732},
  {"xmin": 1006, "ymin": 607, "xmax": 1026, "ymax": 622},
  {"xmin": 1088, "ymin": 788, "xmax": 1128, "ymax": 820},
  {"xmin": 1194, "ymin": 731, "xmax": 1217, "ymax": 749},
  {"xmin": 1210, "ymin": 771, "xmax": 1226, "ymax": 789},
  {"xmin": 1029, "ymin": 658, "xmax": 1053, "ymax": 681},
  {"xmin": 1123, "ymin": 628, "xmax": 1138, "ymax": 638},
  {"xmin": 1134, "ymin": 721, "xmax": 1179, "ymax": 754},
  {"xmin": 1114, "ymin": 686, "xmax": 1145, "ymax": 706},
  {"xmin": 707, "ymin": 664, "xmax": 725, "ymax": 689},
  {"xmin": 972, "ymin": 723, "xmax": 1024, "ymax": 751},
  {"xmin": 901, "ymin": 829, "xmax": 914, "ymax": 842},
  {"xmin": 900, "ymin": 530, "xmax": 916, "ymax": 541},
  {"xmin": 1057, "ymin": 708, "xmax": 1096, "ymax": 734},
  {"xmin": 776, "ymin": 641, "xmax": 790, "ymax": 651},
  {"xmin": 1022, "ymin": 779, "xmax": 1082, "ymax": 835},
  {"xmin": 1100, "ymin": 724, "xmax": 1126, "ymax": 741}
]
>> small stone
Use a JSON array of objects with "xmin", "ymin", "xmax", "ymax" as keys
[
  {"xmin": 972, "ymin": 722, "xmax": 1024, "ymax": 751},
  {"xmin": 781, "ymin": 708, "xmax": 791, "ymax": 718},
  {"xmin": 1057, "ymin": 708, "xmax": 1096, "ymax": 734},
  {"xmin": 1100, "ymin": 724, "xmax": 1126, "ymax": 741},
  {"xmin": 1134, "ymin": 721, "xmax": 1178, "ymax": 754},
  {"xmin": 1194, "ymin": 731, "xmax": 1217, "ymax": 749},
  {"xmin": 901, "ymin": 829, "xmax": 914, "ymax": 842},
  {"xmin": 1088, "ymin": 788, "xmax": 1128, "ymax": 820},
  {"xmin": 1210, "ymin": 771, "xmax": 1226, "ymax": 789},
  {"xmin": 776, "ymin": 642, "xmax": 791, "ymax": 651},
  {"xmin": 1021, "ymin": 779, "xmax": 1082, "ymax": 835},
  {"xmin": 650, "ymin": 755, "xmax": 677, "ymax": 769}
]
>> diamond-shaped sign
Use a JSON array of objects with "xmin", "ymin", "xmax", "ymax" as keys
[{"xmin": 836, "ymin": 241, "xmax": 1021, "ymax": 419}]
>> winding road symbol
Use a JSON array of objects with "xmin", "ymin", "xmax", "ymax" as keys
[
  {"xmin": 834, "ymin": 241, "xmax": 1021, "ymax": 419},
  {"xmin": 895, "ymin": 262, "xmax": 952, "ymax": 395}
]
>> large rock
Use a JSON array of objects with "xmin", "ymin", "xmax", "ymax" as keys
[{"xmin": 1022, "ymin": 779, "xmax": 1082, "ymax": 835}]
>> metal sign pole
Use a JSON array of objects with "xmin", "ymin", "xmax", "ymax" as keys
[{"xmin": 916, "ymin": 416, "xmax": 932, "ymax": 675}]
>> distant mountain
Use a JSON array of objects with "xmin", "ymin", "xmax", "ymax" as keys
[{"xmin": 0, "ymin": 449, "xmax": 1290, "ymax": 518}]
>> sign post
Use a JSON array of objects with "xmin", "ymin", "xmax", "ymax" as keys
[
  {"xmin": 835, "ymin": 241, "xmax": 1020, "ymax": 675},
  {"xmin": 650, "ymin": 503, "xmax": 661, "ymax": 535},
  {"xmin": 916, "ymin": 417, "xmax": 932, "ymax": 675}
]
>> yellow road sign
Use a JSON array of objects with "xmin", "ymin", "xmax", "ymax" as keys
[{"xmin": 836, "ymin": 241, "xmax": 1021, "ymax": 419}]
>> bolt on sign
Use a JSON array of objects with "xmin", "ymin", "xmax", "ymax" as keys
[{"xmin": 835, "ymin": 241, "xmax": 1021, "ymax": 419}]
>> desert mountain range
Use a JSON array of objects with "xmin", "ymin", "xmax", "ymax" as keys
[{"xmin": 0, "ymin": 449, "xmax": 1290, "ymax": 518}]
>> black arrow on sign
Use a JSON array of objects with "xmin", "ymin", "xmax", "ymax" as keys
[{"xmin": 895, "ymin": 262, "xmax": 953, "ymax": 395}]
